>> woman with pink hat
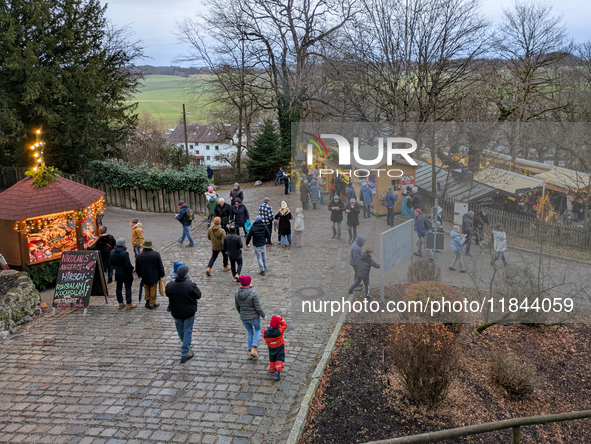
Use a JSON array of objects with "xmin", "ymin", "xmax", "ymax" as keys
[{"xmin": 234, "ymin": 275, "xmax": 266, "ymax": 359}]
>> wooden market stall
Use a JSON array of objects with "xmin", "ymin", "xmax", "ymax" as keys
[{"xmin": 0, "ymin": 176, "xmax": 105, "ymax": 268}]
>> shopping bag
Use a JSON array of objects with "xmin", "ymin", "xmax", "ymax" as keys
[
  {"xmin": 158, "ymin": 278, "xmax": 166, "ymax": 296},
  {"xmin": 244, "ymin": 220, "xmax": 253, "ymax": 233}
]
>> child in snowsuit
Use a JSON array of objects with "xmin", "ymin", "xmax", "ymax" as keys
[{"xmin": 263, "ymin": 315, "xmax": 287, "ymax": 381}]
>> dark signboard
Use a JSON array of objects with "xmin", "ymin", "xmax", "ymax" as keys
[{"xmin": 52, "ymin": 251, "xmax": 108, "ymax": 309}]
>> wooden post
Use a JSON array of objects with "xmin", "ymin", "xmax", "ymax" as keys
[
  {"xmin": 158, "ymin": 190, "xmax": 164, "ymax": 213},
  {"xmin": 512, "ymin": 426, "xmax": 520, "ymax": 444},
  {"xmin": 141, "ymin": 189, "xmax": 148, "ymax": 212},
  {"xmin": 130, "ymin": 188, "xmax": 137, "ymax": 211}
]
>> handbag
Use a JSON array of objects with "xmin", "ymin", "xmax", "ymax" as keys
[{"xmin": 158, "ymin": 278, "xmax": 166, "ymax": 296}]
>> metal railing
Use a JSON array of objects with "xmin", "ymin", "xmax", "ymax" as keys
[{"xmin": 361, "ymin": 410, "xmax": 591, "ymax": 444}]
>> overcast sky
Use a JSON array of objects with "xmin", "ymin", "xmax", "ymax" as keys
[{"xmin": 103, "ymin": 0, "xmax": 591, "ymax": 66}]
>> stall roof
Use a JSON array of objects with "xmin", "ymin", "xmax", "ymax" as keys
[
  {"xmin": 0, "ymin": 176, "xmax": 104, "ymax": 220},
  {"xmin": 415, "ymin": 161, "xmax": 503, "ymax": 202},
  {"xmin": 534, "ymin": 169, "xmax": 591, "ymax": 192},
  {"xmin": 473, "ymin": 168, "xmax": 544, "ymax": 195}
]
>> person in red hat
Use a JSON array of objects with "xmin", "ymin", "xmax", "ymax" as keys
[{"xmin": 263, "ymin": 316, "xmax": 287, "ymax": 381}]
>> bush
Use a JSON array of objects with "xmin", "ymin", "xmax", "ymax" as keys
[
  {"xmin": 490, "ymin": 352, "xmax": 536, "ymax": 399},
  {"xmin": 88, "ymin": 160, "xmax": 209, "ymax": 193},
  {"xmin": 387, "ymin": 323, "xmax": 458, "ymax": 409},
  {"xmin": 407, "ymin": 259, "xmax": 441, "ymax": 283},
  {"xmin": 404, "ymin": 281, "xmax": 464, "ymax": 326},
  {"xmin": 25, "ymin": 260, "xmax": 60, "ymax": 291}
]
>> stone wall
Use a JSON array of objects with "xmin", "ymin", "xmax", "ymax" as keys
[{"xmin": 0, "ymin": 270, "xmax": 41, "ymax": 334}]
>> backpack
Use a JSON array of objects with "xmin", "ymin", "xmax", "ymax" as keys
[
  {"xmin": 186, "ymin": 207, "xmax": 194, "ymax": 221},
  {"xmin": 380, "ymin": 193, "xmax": 388, "ymax": 207}
]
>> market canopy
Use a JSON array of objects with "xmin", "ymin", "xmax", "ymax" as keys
[
  {"xmin": 472, "ymin": 167, "xmax": 545, "ymax": 196},
  {"xmin": 534, "ymin": 169, "xmax": 591, "ymax": 193},
  {"xmin": 0, "ymin": 176, "xmax": 104, "ymax": 220}
]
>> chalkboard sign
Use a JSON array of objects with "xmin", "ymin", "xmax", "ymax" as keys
[{"xmin": 52, "ymin": 251, "xmax": 108, "ymax": 309}]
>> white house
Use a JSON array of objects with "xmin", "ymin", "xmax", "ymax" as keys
[{"xmin": 167, "ymin": 124, "xmax": 240, "ymax": 167}]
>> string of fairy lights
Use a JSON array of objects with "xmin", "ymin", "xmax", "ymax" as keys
[{"xmin": 31, "ymin": 129, "xmax": 44, "ymax": 171}]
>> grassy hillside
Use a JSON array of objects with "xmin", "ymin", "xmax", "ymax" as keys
[{"xmin": 127, "ymin": 75, "xmax": 214, "ymax": 130}]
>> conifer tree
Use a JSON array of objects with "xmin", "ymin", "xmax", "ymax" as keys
[{"xmin": 246, "ymin": 120, "xmax": 282, "ymax": 181}]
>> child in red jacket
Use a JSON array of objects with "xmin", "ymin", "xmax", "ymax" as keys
[{"xmin": 263, "ymin": 316, "xmax": 287, "ymax": 381}]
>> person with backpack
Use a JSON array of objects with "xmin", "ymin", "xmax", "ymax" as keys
[
  {"xmin": 386, "ymin": 186, "xmax": 398, "ymax": 226},
  {"xmin": 449, "ymin": 226, "xmax": 467, "ymax": 273},
  {"xmin": 176, "ymin": 200, "xmax": 195, "ymax": 247}
]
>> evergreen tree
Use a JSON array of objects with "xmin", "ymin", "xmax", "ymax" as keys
[
  {"xmin": 246, "ymin": 120, "xmax": 282, "ymax": 181},
  {"xmin": 0, "ymin": 0, "xmax": 143, "ymax": 172}
]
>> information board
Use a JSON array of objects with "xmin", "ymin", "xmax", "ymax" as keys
[
  {"xmin": 381, "ymin": 219, "xmax": 414, "ymax": 273},
  {"xmin": 52, "ymin": 251, "xmax": 108, "ymax": 309}
]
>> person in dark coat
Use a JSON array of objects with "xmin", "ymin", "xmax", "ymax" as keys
[
  {"xmin": 345, "ymin": 198, "xmax": 361, "ymax": 244},
  {"xmin": 246, "ymin": 216, "xmax": 271, "ymax": 275},
  {"xmin": 165, "ymin": 265, "xmax": 202, "ymax": 363},
  {"xmin": 334, "ymin": 176, "xmax": 343, "ymax": 200},
  {"xmin": 348, "ymin": 248, "xmax": 380, "ymax": 297},
  {"xmin": 309, "ymin": 178, "xmax": 320, "ymax": 209},
  {"xmin": 135, "ymin": 240, "xmax": 165, "ymax": 310},
  {"xmin": 328, "ymin": 195, "xmax": 345, "ymax": 239},
  {"xmin": 176, "ymin": 200, "xmax": 195, "ymax": 247},
  {"xmin": 274, "ymin": 202, "xmax": 292, "ymax": 247},
  {"xmin": 414, "ymin": 209, "xmax": 432, "ymax": 259},
  {"xmin": 235, "ymin": 275, "xmax": 266, "ymax": 359},
  {"xmin": 215, "ymin": 198, "xmax": 232, "ymax": 232},
  {"xmin": 283, "ymin": 171, "xmax": 290, "ymax": 195},
  {"xmin": 206, "ymin": 165, "xmax": 214, "ymax": 180},
  {"xmin": 345, "ymin": 182, "xmax": 356, "ymax": 202},
  {"xmin": 89, "ymin": 225, "xmax": 116, "ymax": 283},
  {"xmin": 359, "ymin": 181, "xmax": 373, "ymax": 218},
  {"xmin": 230, "ymin": 183, "xmax": 244, "ymax": 204},
  {"xmin": 408, "ymin": 187, "xmax": 421, "ymax": 220},
  {"xmin": 386, "ymin": 186, "xmax": 398, "ymax": 226},
  {"xmin": 462, "ymin": 211, "xmax": 474, "ymax": 257},
  {"xmin": 231, "ymin": 197, "xmax": 250, "ymax": 236},
  {"xmin": 223, "ymin": 225, "xmax": 244, "ymax": 282},
  {"xmin": 473, "ymin": 209, "xmax": 489, "ymax": 245},
  {"xmin": 300, "ymin": 179, "xmax": 310, "ymax": 210},
  {"xmin": 263, "ymin": 316, "xmax": 287, "ymax": 381},
  {"xmin": 301, "ymin": 161, "xmax": 308, "ymax": 176},
  {"xmin": 110, "ymin": 238, "xmax": 136, "ymax": 310},
  {"xmin": 349, "ymin": 235, "xmax": 366, "ymax": 285}
]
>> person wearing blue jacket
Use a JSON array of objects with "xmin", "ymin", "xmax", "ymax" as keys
[
  {"xmin": 359, "ymin": 182, "xmax": 373, "ymax": 218},
  {"xmin": 449, "ymin": 225, "xmax": 467, "ymax": 273},
  {"xmin": 349, "ymin": 235, "xmax": 366, "ymax": 288},
  {"xmin": 386, "ymin": 186, "xmax": 398, "ymax": 226},
  {"xmin": 176, "ymin": 201, "xmax": 195, "ymax": 247},
  {"xmin": 345, "ymin": 182, "xmax": 356, "ymax": 202},
  {"xmin": 231, "ymin": 197, "xmax": 250, "ymax": 236}
]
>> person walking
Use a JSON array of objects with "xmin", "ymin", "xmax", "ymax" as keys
[
  {"xmin": 317, "ymin": 175, "xmax": 326, "ymax": 204},
  {"xmin": 206, "ymin": 165, "xmax": 214, "ymax": 181},
  {"xmin": 462, "ymin": 211, "xmax": 474, "ymax": 257},
  {"xmin": 135, "ymin": 240, "xmax": 165, "ymax": 309},
  {"xmin": 263, "ymin": 316, "xmax": 288, "ymax": 381},
  {"xmin": 283, "ymin": 171, "xmax": 290, "ymax": 195},
  {"xmin": 328, "ymin": 195, "xmax": 345, "ymax": 239},
  {"xmin": 235, "ymin": 275, "xmax": 266, "ymax": 360},
  {"xmin": 215, "ymin": 198, "xmax": 232, "ymax": 233},
  {"xmin": 359, "ymin": 181, "xmax": 373, "ymax": 218},
  {"xmin": 230, "ymin": 183, "xmax": 244, "ymax": 205},
  {"xmin": 408, "ymin": 187, "xmax": 421, "ymax": 220},
  {"xmin": 274, "ymin": 201, "xmax": 292, "ymax": 247},
  {"xmin": 175, "ymin": 201, "xmax": 195, "ymax": 247},
  {"xmin": 345, "ymin": 198, "xmax": 361, "ymax": 244},
  {"xmin": 246, "ymin": 216, "xmax": 271, "ymax": 276},
  {"xmin": 231, "ymin": 197, "xmax": 250, "ymax": 237},
  {"xmin": 293, "ymin": 208, "xmax": 305, "ymax": 246},
  {"xmin": 206, "ymin": 193, "xmax": 218, "ymax": 226},
  {"xmin": 300, "ymin": 179, "xmax": 310, "ymax": 210},
  {"xmin": 130, "ymin": 219, "xmax": 144, "ymax": 257},
  {"xmin": 345, "ymin": 181, "xmax": 356, "ymax": 203},
  {"xmin": 491, "ymin": 223, "xmax": 508, "ymax": 266},
  {"xmin": 310, "ymin": 177, "xmax": 320, "ymax": 210},
  {"xmin": 258, "ymin": 197, "xmax": 274, "ymax": 246},
  {"xmin": 348, "ymin": 248, "xmax": 380, "ymax": 297},
  {"xmin": 473, "ymin": 208, "xmax": 489, "ymax": 246},
  {"xmin": 110, "ymin": 238, "xmax": 136, "ymax": 310},
  {"xmin": 414, "ymin": 209, "xmax": 430, "ymax": 259},
  {"xmin": 449, "ymin": 226, "xmax": 467, "ymax": 273},
  {"xmin": 165, "ymin": 265, "xmax": 202, "ymax": 363},
  {"xmin": 89, "ymin": 226, "xmax": 115, "ymax": 283},
  {"xmin": 223, "ymin": 225, "xmax": 244, "ymax": 282},
  {"xmin": 386, "ymin": 186, "xmax": 398, "ymax": 226},
  {"xmin": 206, "ymin": 217, "xmax": 230, "ymax": 276},
  {"xmin": 349, "ymin": 235, "xmax": 366, "ymax": 288}
]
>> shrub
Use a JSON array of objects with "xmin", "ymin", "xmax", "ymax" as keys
[
  {"xmin": 387, "ymin": 323, "xmax": 458, "ymax": 409},
  {"xmin": 490, "ymin": 352, "xmax": 536, "ymax": 399},
  {"xmin": 88, "ymin": 160, "xmax": 209, "ymax": 193},
  {"xmin": 404, "ymin": 281, "xmax": 464, "ymax": 326},
  {"xmin": 25, "ymin": 260, "xmax": 60, "ymax": 291},
  {"xmin": 407, "ymin": 259, "xmax": 441, "ymax": 283}
]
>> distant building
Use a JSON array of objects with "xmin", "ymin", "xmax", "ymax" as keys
[{"xmin": 167, "ymin": 124, "xmax": 240, "ymax": 167}]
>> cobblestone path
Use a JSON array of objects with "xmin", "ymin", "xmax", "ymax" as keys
[{"xmin": 0, "ymin": 185, "xmax": 354, "ymax": 444}]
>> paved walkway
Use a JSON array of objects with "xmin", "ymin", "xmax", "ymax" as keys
[{"xmin": 0, "ymin": 186, "xmax": 352, "ymax": 444}]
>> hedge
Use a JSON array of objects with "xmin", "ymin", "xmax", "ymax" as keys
[{"xmin": 89, "ymin": 160, "xmax": 209, "ymax": 193}]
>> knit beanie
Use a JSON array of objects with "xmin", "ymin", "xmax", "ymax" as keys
[
  {"xmin": 177, "ymin": 265, "xmax": 189, "ymax": 278},
  {"xmin": 213, "ymin": 216, "xmax": 221, "ymax": 225},
  {"xmin": 255, "ymin": 215, "xmax": 262, "ymax": 222},
  {"xmin": 208, "ymin": 186, "xmax": 213, "ymax": 192},
  {"xmin": 415, "ymin": 209, "xmax": 422, "ymax": 215},
  {"xmin": 270, "ymin": 316, "xmax": 282, "ymax": 329},
  {"xmin": 281, "ymin": 201, "xmax": 287, "ymax": 209},
  {"xmin": 239, "ymin": 275, "xmax": 252, "ymax": 288},
  {"xmin": 116, "ymin": 238, "xmax": 126, "ymax": 246}
]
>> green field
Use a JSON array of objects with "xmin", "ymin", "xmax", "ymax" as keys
[{"xmin": 127, "ymin": 75, "xmax": 214, "ymax": 130}]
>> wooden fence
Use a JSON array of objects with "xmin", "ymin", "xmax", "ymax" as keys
[
  {"xmin": 420, "ymin": 188, "xmax": 591, "ymax": 251},
  {"xmin": 213, "ymin": 168, "xmax": 252, "ymax": 185}
]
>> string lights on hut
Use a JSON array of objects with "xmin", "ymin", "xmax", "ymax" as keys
[{"xmin": 31, "ymin": 128, "xmax": 45, "ymax": 171}]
